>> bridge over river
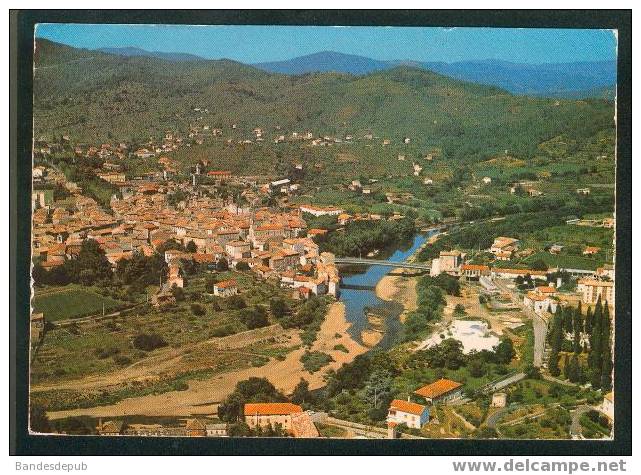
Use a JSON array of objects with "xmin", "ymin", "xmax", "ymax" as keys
[{"xmin": 333, "ymin": 257, "xmax": 431, "ymax": 271}]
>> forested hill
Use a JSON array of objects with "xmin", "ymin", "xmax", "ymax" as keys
[{"xmin": 33, "ymin": 39, "xmax": 615, "ymax": 162}]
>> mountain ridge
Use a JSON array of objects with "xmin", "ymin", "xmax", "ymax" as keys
[
  {"xmin": 38, "ymin": 39, "xmax": 616, "ymax": 98},
  {"xmin": 32, "ymin": 39, "xmax": 615, "ymax": 165}
]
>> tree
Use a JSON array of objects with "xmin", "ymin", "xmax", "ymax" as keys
[
  {"xmin": 30, "ymin": 404, "xmax": 51, "ymax": 433},
  {"xmin": 235, "ymin": 261, "xmax": 250, "ymax": 271},
  {"xmin": 584, "ymin": 306, "xmax": 593, "ymax": 335},
  {"xmin": 493, "ymin": 337, "xmax": 516, "ymax": 364},
  {"xmin": 468, "ymin": 357, "xmax": 486, "ymax": 377},
  {"xmin": 218, "ymin": 377, "xmax": 286, "ymax": 422},
  {"xmin": 291, "ymin": 378, "xmax": 311, "ymax": 405},
  {"xmin": 270, "ymin": 298, "xmax": 289, "ymax": 319},
  {"xmin": 563, "ymin": 306, "xmax": 574, "ymax": 334},
  {"xmin": 241, "ymin": 306, "xmax": 269, "ymax": 330},
  {"xmin": 227, "ymin": 295, "xmax": 246, "ymax": 310},
  {"xmin": 216, "ymin": 258, "xmax": 229, "ymax": 271},
  {"xmin": 190, "ymin": 303, "xmax": 206, "ymax": 316},
  {"xmin": 205, "ymin": 275, "xmax": 218, "ymax": 293},
  {"xmin": 530, "ymin": 259, "xmax": 548, "ymax": 271},
  {"xmin": 156, "ymin": 239, "xmax": 186, "ymax": 255},
  {"xmin": 185, "ymin": 240, "xmax": 197, "ymax": 253},
  {"xmin": 589, "ymin": 297, "xmax": 604, "ymax": 388},
  {"xmin": 599, "ymin": 302, "xmax": 612, "ymax": 391},
  {"xmin": 71, "ymin": 239, "xmax": 113, "ymax": 285},
  {"xmin": 563, "ymin": 354, "xmax": 571, "ymax": 380},
  {"xmin": 364, "ymin": 370, "xmax": 393, "ymax": 408},
  {"xmin": 171, "ymin": 285, "xmax": 185, "ymax": 302},
  {"xmin": 227, "ymin": 422, "xmax": 251, "ymax": 437},
  {"xmin": 453, "ymin": 304, "xmax": 466, "ymax": 317},
  {"xmin": 573, "ymin": 303, "xmax": 583, "ymax": 354},
  {"xmin": 132, "ymin": 333, "xmax": 167, "ymax": 351}
]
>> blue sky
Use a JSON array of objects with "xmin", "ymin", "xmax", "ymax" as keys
[{"xmin": 35, "ymin": 24, "xmax": 617, "ymax": 64}]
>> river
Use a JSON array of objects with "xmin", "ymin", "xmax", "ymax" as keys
[{"xmin": 339, "ymin": 232, "xmax": 435, "ymax": 348}]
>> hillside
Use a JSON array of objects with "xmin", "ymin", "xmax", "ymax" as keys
[
  {"xmin": 34, "ymin": 40, "xmax": 614, "ymax": 163},
  {"xmin": 98, "ymin": 47, "xmax": 206, "ymax": 62}
]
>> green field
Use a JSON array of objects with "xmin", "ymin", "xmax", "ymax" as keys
[{"xmin": 32, "ymin": 286, "xmax": 127, "ymax": 321}]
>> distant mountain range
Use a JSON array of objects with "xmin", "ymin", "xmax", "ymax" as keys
[
  {"xmin": 92, "ymin": 46, "xmax": 615, "ymax": 99},
  {"xmin": 254, "ymin": 51, "xmax": 617, "ymax": 98}
]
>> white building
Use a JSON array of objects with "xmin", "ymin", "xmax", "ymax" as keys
[
  {"xmin": 387, "ymin": 399, "xmax": 429, "ymax": 429},
  {"xmin": 213, "ymin": 280, "xmax": 239, "ymax": 297}
]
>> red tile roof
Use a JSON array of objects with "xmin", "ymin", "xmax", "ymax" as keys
[
  {"xmin": 214, "ymin": 279, "xmax": 237, "ymax": 289},
  {"xmin": 414, "ymin": 379, "xmax": 462, "ymax": 399},
  {"xmin": 389, "ymin": 399, "xmax": 427, "ymax": 416},
  {"xmin": 244, "ymin": 403, "xmax": 303, "ymax": 416},
  {"xmin": 461, "ymin": 264, "xmax": 490, "ymax": 271}
]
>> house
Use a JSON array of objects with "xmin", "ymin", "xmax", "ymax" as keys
[
  {"xmin": 244, "ymin": 402, "xmax": 303, "ymax": 432},
  {"xmin": 596, "ymin": 264, "xmax": 614, "ymax": 280},
  {"xmin": 490, "ymin": 236, "xmax": 520, "ymax": 260},
  {"xmin": 225, "ymin": 240, "xmax": 251, "ymax": 260},
  {"xmin": 96, "ymin": 419, "xmax": 125, "ymax": 435},
  {"xmin": 523, "ymin": 291, "xmax": 556, "ymax": 315},
  {"xmin": 414, "ymin": 378, "xmax": 463, "ymax": 404},
  {"xmin": 307, "ymin": 228, "xmax": 328, "ymax": 238},
  {"xmin": 206, "ymin": 423, "xmax": 228, "ymax": 437},
  {"xmin": 184, "ymin": 418, "xmax": 207, "ymax": 437},
  {"xmin": 207, "ymin": 170, "xmax": 232, "ymax": 180},
  {"xmin": 549, "ymin": 244, "xmax": 564, "ymax": 254},
  {"xmin": 387, "ymin": 399, "xmax": 429, "ymax": 429},
  {"xmin": 482, "ymin": 176, "xmax": 492, "ymax": 184},
  {"xmin": 583, "ymin": 246, "xmax": 601, "ymax": 256},
  {"xmin": 431, "ymin": 250, "xmax": 464, "ymax": 276},
  {"xmin": 602, "ymin": 392, "xmax": 614, "ymax": 421},
  {"xmin": 213, "ymin": 279, "xmax": 239, "ymax": 298},
  {"xmin": 461, "ymin": 264, "xmax": 490, "ymax": 280},
  {"xmin": 299, "ymin": 204, "xmax": 343, "ymax": 217},
  {"xmin": 491, "ymin": 392, "xmax": 507, "ymax": 408},
  {"xmin": 491, "ymin": 268, "xmax": 548, "ymax": 281},
  {"xmin": 577, "ymin": 278, "xmax": 614, "ymax": 305},
  {"xmin": 576, "ymin": 188, "xmax": 591, "ymax": 195}
]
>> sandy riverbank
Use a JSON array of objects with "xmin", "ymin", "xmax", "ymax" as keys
[
  {"xmin": 375, "ymin": 273, "xmax": 418, "ymax": 323},
  {"xmin": 47, "ymin": 301, "xmax": 366, "ymax": 420}
]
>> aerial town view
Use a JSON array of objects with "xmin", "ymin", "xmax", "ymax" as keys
[{"xmin": 29, "ymin": 24, "xmax": 616, "ymax": 440}]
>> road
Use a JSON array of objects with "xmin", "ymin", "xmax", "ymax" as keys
[
  {"xmin": 493, "ymin": 278, "xmax": 549, "ymax": 367},
  {"xmin": 570, "ymin": 405, "xmax": 594, "ymax": 439},
  {"xmin": 486, "ymin": 406, "xmax": 512, "ymax": 429}
]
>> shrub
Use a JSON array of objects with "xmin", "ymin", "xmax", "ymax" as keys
[
  {"xmin": 113, "ymin": 355, "xmax": 132, "ymax": 366},
  {"xmin": 132, "ymin": 333, "xmax": 168, "ymax": 352},
  {"xmin": 190, "ymin": 303, "xmax": 206, "ymax": 316},
  {"xmin": 94, "ymin": 347, "xmax": 120, "ymax": 359},
  {"xmin": 227, "ymin": 295, "xmax": 247, "ymax": 310},
  {"xmin": 210, "ymin": 324, "xmax": 237, "ymax": 337},
  {"xmin": 235, "ymin": 261, "xmax": 250, "ymax": 271},
  {"xmin": 301, "ymin": 351, "xmax": 334, "ymax": 373}
]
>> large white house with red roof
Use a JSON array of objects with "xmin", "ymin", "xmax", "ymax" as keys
[{"xmin": 387, "ymin": 399, "xmax": 429, "ymax": 429}]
